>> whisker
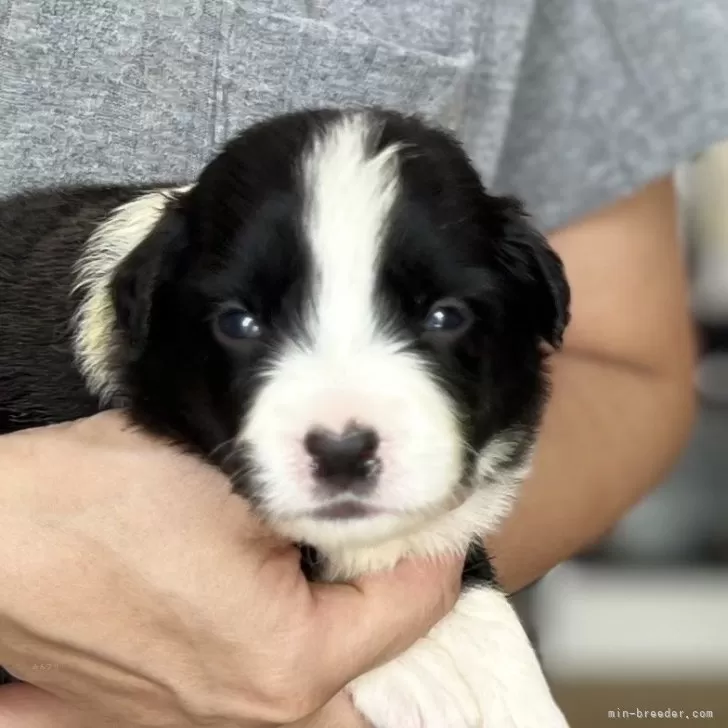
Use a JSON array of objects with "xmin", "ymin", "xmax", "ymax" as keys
[{"xmin": 208, "ymin": 436, "xmax": 237, "ymax": 459}]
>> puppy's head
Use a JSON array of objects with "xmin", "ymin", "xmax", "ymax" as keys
[{"xmin": 78, "ymin": 109, "xmax": 569, "ymax": 550}]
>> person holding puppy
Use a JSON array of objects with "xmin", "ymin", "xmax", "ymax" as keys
[{"xmin": 1, "ymin": 1, "xmax": 727, "ymax": 726}]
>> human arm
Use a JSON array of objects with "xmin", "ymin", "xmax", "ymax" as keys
[
  {"xmin": 488, "ymin": 176, "xmax": 697, "ymax": 593},
  {"xmin": 0, "ymin": 412, "xmax": 459, "ymax": 728}
]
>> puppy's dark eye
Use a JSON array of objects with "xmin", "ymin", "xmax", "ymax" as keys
[
  {"xmin": 215, "ymin": 308, "xmax": 262, "ymax": 341},
  {"xmin": 423, "ymin": 298, "xmax": 472, "ymax": 333}
]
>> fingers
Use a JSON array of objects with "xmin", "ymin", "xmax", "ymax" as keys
[{"xmin": 310, "ymin": 553, "xmax": 463, "ymax": 686}]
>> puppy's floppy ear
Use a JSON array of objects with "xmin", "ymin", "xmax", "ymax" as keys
[
  {"xmin": 111, "ymin": 201, "xmax": 189, "ymax": 358},
  {"xmin": 493, "ymin": 197, "xmax": 571, "ymax": 348}
]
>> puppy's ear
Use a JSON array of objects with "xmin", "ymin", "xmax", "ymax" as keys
[
  {"xmin": 111, "ymin": 202, "xmax": 189, "ymax": 358},
  {"xmin": 493, "ymin": 198, "xmax": 571, "ymax": 348}
]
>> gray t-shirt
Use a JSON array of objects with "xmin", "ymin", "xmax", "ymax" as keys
[{"xmin": 1, "ymin": 0, "xmax": 728, "ymax": 230}]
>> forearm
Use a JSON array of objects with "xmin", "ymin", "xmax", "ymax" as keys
[{"xmin": 488, "ymin": 347, "xmax": 696, "ymax": 594}]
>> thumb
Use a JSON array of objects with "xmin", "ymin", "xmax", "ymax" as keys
[
  {"xmin": 0, "ymin": 683, "xmax": 107, "ymax": 728},
  {"xmin": 309, "ymin": 553, "xmax": 463, "ymax": 687}
]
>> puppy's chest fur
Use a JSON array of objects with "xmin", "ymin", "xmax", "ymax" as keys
[{"xmin": 301, "ymin": 538, "xmax": 495, "ymax": 585}]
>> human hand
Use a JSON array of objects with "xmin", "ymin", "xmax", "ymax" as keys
[{"xmin": 0, "ymin": 411, "xmax": 460, "ymax": 727}]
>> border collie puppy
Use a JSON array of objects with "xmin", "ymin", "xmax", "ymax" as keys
[{"xmin": 0, "ymin": 108, "xmax": 570, "ymax": 727}]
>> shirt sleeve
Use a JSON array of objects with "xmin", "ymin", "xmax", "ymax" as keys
[{"xmin": 491, "ymin": 0, "xmax": 728, "ymax": 231}]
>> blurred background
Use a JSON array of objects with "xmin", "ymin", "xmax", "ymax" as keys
[{"xmin": 523, "ymin": 145, "xmax": 728, "ymax": 725}]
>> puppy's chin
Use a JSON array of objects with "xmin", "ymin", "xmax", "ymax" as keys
[{"xmin": 267, "ymin": 499, "xmax": 455, "ymax": 552}]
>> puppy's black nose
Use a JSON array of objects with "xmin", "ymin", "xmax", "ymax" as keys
[{"xmin": 304, "ymin": 425, "xmax": 380, "ymax": 487}]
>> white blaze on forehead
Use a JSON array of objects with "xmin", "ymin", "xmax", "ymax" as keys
[{"xmin": 301, "ymin": 112, "xmax": 401, "ymax": 353}]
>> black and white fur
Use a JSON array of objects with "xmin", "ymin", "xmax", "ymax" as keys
[{"xmin": 0, "ymin": 108, "xmax": 570, "ymax": 727}]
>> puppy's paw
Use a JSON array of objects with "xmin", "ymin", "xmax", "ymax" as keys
[{"xmin": 348, "ymin": 586, "xmax": 569, "ymax": 728}]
